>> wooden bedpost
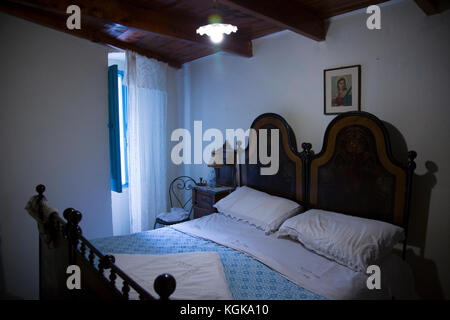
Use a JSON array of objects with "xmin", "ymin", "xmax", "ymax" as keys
[
  {"xmin": 33, "ymin": 185, "xmax": 73, "ymax": 299},
  {"xmin": 154, "ymin": 273, "xmax": 176, "ymax": 300},
  {"xmin": 62, "ymin": 208, "xmax": 82, "ymax": 265},
  {"xmin": 31, "ymin": 185, "xmax": 176, "ymax": 300},
  {"xmin": 36, "ymin": 184, "xmax": 46, "ymax": 219},
  {"xmin": 36, "ymin": 184, "xmax": 46, "ymax": 299},
  {"xmin": 300, "ymin": 143, "xmax": 313, "ymax": 210},
  {"xmin": 402, "ymin": 150, "xmax": 417, "ymax": 260}
]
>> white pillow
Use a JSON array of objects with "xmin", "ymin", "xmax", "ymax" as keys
[
  {"xmin": 214, "ymin": 186, "xmax": 301, "ymax": 234},
  {"xmin": 277, "ymin": 209, "xmax": 405, "ymax": 272}
]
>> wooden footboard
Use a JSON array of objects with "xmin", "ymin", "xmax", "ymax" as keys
[{"xmin": 30, "ymin": 185, "xmax": 175, "ymax": 300}]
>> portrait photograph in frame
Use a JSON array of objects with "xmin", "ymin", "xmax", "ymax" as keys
[{"xmin": 324, "ymin": 65, "xmax": 361, "ymax": 115}]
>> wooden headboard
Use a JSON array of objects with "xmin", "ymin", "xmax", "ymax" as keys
[
  {"xmin": 238, "ymin": 111, "xmax": 416, "ymax": 258},
  {"xmin": 239, "ymin": 112, "xmax": 416, "ymax": 230},
  {"xmin": 309, "ymin": 111, "xmax": 416, "ymax": 229},
  {"xmin": 239, "ymin": 113, "xmax": 310, "ymax": 204}
]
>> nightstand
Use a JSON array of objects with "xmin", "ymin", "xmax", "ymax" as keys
[{"xmin": 192, "ymin": 185, "xmax": 235, "ymax": 219}]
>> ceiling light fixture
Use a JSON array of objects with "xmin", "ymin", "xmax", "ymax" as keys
[
  {"xmin": 196, "ymin": 1, "xmax": 238, "ymax": 44},
  {"xmin": 196, "ymin": 23, "xmax": 237, "ymax": 44}
]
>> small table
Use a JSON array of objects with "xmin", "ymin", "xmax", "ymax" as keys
[{"xmin": 192, "ymin": 185, "xmax": 235, "ymax": 219}]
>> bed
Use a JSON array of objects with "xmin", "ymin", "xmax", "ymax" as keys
[{"xmin": 27, "ymin": 111, "xmax": 417, "ymax": 300}]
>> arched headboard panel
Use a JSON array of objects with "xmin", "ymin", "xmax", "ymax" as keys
[
  {"xmin": 310, "ymin": 112, "xmax": 409, "ymax": 227},
  {"xmin": 239, "ymin": 113, "xmax": 305, "ymax": 204}
]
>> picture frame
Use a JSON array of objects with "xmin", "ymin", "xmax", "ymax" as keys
[{"xmin": 324, "ymin": 65, "xmax": 361, "ymax": 115}]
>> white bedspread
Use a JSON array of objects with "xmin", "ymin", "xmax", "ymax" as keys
[
  {"xmin": 172, "ymin": 213, "xmax": 416, "ymax": 300},
  {"xmin": 111, "ymin": 251, "xmax": 232, "ymax": 300}
]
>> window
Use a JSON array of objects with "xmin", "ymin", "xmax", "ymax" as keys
[{"xmin": 108, "ymin": 65, "xmax": 128, "ymax": 192}]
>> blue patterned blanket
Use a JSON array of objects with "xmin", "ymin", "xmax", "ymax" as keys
[{"xmin": 91, "ymin": 227, "xmax": 324, "ymax": 300}]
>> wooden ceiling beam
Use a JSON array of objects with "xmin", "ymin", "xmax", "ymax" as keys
[
  {"xmin": 218, "ymin": 0, "xmax": 326, "ymax": 41},
  {"xmin": 13, "ymin": 0, "xmax": 253, "ymax": 58},
  {"xmin": 0, "ymin": 1, "xmax": 182, "ymax": 68},
  {"xmin": 321, "ymin": 0, "xmax": 389, "ymax": 18},
  {"xmin": 414, "ymin": 0, "xmax": 439, "ymax": 15}
]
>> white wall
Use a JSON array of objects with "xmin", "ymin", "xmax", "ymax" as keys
[
  {"xmin": 0, "ymin": 13, "xmax": 113, "ymax": 299},
  {"xmin": 184, "ymin": 0, "xmax": 450, "ymax": 298}
]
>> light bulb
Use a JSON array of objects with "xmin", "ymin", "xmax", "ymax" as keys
[
  {"xmin": 210, "ymin": 32, "xmax": 223, "ymax": 44},
  {"xmin": 196, "ymin": 23, "xmax": 237, "ymax": 44}
]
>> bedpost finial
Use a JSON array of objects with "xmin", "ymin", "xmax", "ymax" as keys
[
  {"xmin": 63, "ymin": 208, "xmax": 82, "ymax": 225},
  {"xmin": 70, "ymin": 210, "xmax": 82, "ymax": 225},
  {"xmin": 154, "ymin": 273, "xmax": 176, "ymax": 300},
  {"xmin": 301, "ymin": 142, "xmax": 312, "ymax": 152},
  {"xmin": 408, "ymin": 150, "xmax": 417, "ymax": 161},
  {"xmin": 63, "ymin": 208, "xmax": 75, "ymax": 221},
  {"xmin": 408, "ymin": 151, "xmax": 417, "ymax": 170},
  {"xmin": 63, "ymin": 208, "xmax": 83, "ymax": 240},
  {"xmin": 36, "ymin": 184, "xmax": 46, "ymax": 196},
  {"xmin": 301, "ymin": 143, "xmax": 313, "ymax": 158}
]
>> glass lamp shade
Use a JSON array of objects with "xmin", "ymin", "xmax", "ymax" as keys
[{"xmin": 196, "ymin": 23, "xmax": 238, "ymax": 44}]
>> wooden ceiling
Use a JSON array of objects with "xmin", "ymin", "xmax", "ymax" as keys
[{"xmin": 0, "ymin": 0, "xmax": 442, "ymax": 68}]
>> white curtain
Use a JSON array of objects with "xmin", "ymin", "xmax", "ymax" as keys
[{"xmin": 126, "ymin": 51, "xmax": 168, "ymax": 233}]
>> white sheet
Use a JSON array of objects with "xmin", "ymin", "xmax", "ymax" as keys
[
  {"xmin": 172, "ymin": 213, "xmax": 416, "ymax": 300},
  {"xmin": 110, "ymin": 252, "xmax": 232, "ymax": 300}
]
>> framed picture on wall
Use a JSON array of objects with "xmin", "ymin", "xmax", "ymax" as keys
[{"xmin": 324, "ymin": 65, "xmax": 361, "ymax": 115}]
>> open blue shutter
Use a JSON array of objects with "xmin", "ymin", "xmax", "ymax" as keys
[
  {"xmin": 121, "ymin": 71, "xmax": 129, "ymax": 187},
  {"xmin": 108, "ymin": 65, "xmax": 122, "ymax": 193}
]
